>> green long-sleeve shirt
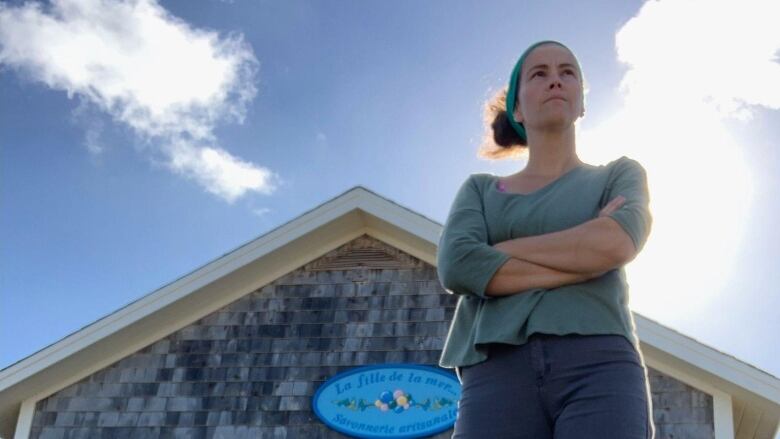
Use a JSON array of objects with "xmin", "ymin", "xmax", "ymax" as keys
[{"xmin": 436, "ymin": 156, "xmax": 652, "ymax": 369}]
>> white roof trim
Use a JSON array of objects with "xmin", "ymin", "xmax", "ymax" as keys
[{"xmin": 636, "ymin": 313, "xmax": 780, "ymax": 404}]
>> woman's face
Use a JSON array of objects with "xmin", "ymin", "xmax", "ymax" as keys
[{"xmin": 513, "ymin": 44, "xmax": 584, "ymax": 132}]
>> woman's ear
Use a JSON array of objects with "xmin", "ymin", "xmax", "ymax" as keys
[{"xmin": 513, "ymin": 103, "xmax": 524, "ymax": 123}]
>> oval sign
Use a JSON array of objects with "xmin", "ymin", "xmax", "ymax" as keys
[{"xmin": 312, "ymin": 363, "xmax": 461, "ymax": 438}]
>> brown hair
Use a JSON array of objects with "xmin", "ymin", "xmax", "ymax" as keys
[{"xmin": 477, "ymin": 86, "xmax": 528, "ymax": 160}]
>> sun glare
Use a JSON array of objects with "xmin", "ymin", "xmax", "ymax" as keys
[
  {"xmin": 569, "ymin": 0, "xmax": 780, "ymax": 324},
  {"xmin": 581, "ymin": 83, "xmax": 754, "ymax": 324}
]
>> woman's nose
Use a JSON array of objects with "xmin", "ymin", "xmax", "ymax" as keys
[{"xmin": 548, "ymin": 78, "xmax": 562, "ymax": 89}]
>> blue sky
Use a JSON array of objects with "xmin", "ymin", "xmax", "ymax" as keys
[{"xmin": 2, "ymin": 0, "xmax": 780, "ymax": 400}]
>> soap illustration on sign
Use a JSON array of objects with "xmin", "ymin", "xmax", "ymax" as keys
[{"xmin": 313, "ymin": 364, "xmax": 461, "ymax": 439}]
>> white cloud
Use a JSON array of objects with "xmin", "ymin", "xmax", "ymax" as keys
[
  {"xmin": 0, "ymin": 0, "xmax": 275, "ymax": 203},
  {"xmin": 166, "ymin": 139, "xmax": 275, "ymax": 201},
  {"xmin": 84, "ymin": 124, "xmax": 105, "ymax": 155},
  {"xmin": 580, "ymin": 0, "xmax": 779, "ymax": 323},
  {"xmin": 251, "ymin": 207, "xmax": 272, "ymax": 218},
  {"xmin": 71, "ymin": 98, "xmax": 107, "ymax": 155},
  {"xmin": 616, "ymin": 0, "xmax": 780, "ymax": 120}
]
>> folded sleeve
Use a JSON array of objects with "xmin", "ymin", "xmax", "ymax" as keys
[
  {"xmin": 436, "ymin": 175, "xmax": 511, "ymax": 300},
  {"xmin": 602, "ymin": 156, "xmax": 653, "ymax": 254}
]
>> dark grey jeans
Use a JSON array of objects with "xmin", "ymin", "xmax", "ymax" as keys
[{"xmin": 453, "ymin": 333, "xmax": 655, "ymax": 439}]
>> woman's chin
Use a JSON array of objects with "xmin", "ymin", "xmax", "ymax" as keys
[{"xmin": 529, "ymin": 117, "xmax": 577, "ymax": 133}]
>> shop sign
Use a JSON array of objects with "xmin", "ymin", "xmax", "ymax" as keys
[{"xmin": 313, "ymin": 363, "xmax": 461, "ymax": 438}]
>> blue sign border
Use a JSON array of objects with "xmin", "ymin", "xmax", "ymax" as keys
[{"xmin": 312, "ymin": 363, "xmax": 459, "ymax": 439}]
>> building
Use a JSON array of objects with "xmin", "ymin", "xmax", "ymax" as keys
[{"xmin": 1, "ymin": 186, "xmax": 779, "ymax": 438}]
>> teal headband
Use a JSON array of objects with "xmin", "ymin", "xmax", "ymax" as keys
[{"xmin": 506, "ymin": 40, "xmax": 582, "ymax": 143}]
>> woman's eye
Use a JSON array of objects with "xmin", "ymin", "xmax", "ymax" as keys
[{"xmin": 532, "ymin": 71, "xmax": 545, "ymax": 78}]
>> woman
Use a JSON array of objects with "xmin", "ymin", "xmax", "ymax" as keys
[{"xmin": 436, "ymin": 40, "xmax": 655, "ymax": 438}]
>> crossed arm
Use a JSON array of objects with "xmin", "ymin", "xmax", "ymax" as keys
[{"xmin": 484, "ymin": 196, "xmax": 636, "ymax": 297}]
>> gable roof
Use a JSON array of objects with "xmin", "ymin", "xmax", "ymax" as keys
[{"xmin": 1, "ymin": 185, "xmax": 779, "ymax": 438}]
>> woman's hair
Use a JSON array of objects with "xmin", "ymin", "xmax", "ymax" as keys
[
  {"xmin": 477, "ymin": 86, "xmax": 528, "ymax": 160},
  {"xmin": 478, "ymin": 41, "xmax": 587, "ymax": 161}
]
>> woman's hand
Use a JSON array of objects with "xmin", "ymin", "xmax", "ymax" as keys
[
  {"xmin": 598, "ymin": 195, "xmax": 626, "ymax": 218},
  {"xmin": 582, "ymin": 195, "xmax": 627, "ymax": 278},
  {"xmin": 586, "ymin": 195, "xmax": 627, "ymax": 277}
]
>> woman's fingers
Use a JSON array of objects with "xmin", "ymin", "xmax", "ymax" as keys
[
  {"xmin": 599, "ymin": 195, "xmax": 626, "ymax": 217},
  {"xmin": 601, "ymin": 198, "xmax": 622, "ymax": 215},
  {"xmin": 610, "ymin": 195, "xmax": 626, "ymax": 211}
]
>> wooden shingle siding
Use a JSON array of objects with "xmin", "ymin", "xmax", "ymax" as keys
[
  {"xmin": 649, "ymin": 368, "xmax": 715, "ymax": 438},
  {"xmin": 28, "ymin": 235, "xmax": 715, "ymax": 438}
]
